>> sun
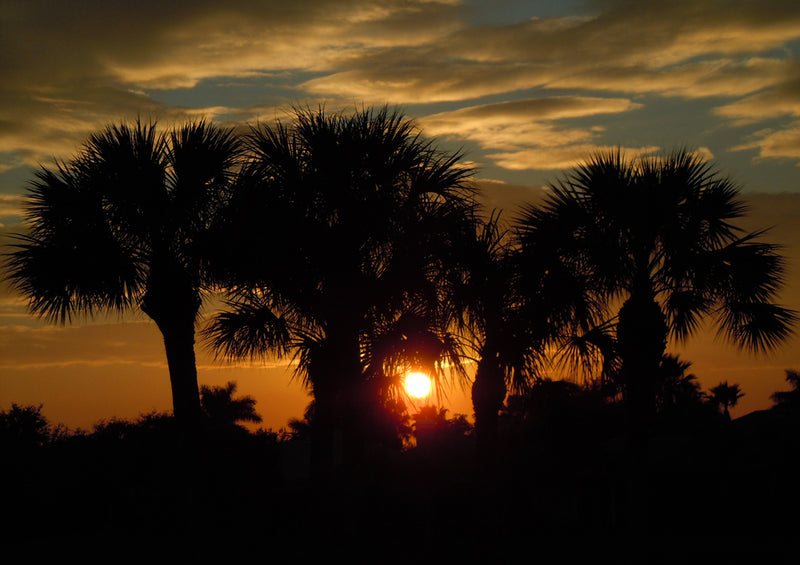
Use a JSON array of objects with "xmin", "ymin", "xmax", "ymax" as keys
[{"xmin": 405, "ymin": 371, "xmax": 432, "ymax": 399}]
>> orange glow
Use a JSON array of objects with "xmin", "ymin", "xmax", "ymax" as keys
[{"xmin": 405, "ymin": 371, "xmax": 432, "ymax": 399}]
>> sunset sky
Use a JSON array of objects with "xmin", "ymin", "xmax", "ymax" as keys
[{"xmin": 2, "ymin": 0, "xmax": 800, "ymax": 431}]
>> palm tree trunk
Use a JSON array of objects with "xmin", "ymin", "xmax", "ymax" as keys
[
  {"xmin": 142, "ymin": 279, "xmax": 203, "ymax": 430},
  {"xmin": 615, "ymin": 289, "xmax": 668, "ymax": 532},
  {"xmin": 337, "ymin": 331, "xmax": 368, "ymax": 471},
  {"xmin": 616, "ymin": 290, "xmax": 668, "ymax": 449},
  {"xmin": 472, "ymin": 353, "xmax": 507, "ymax": 465},
  {"xmin": 309, "ymin": 379, "xmax": 342, "ymax": 479},
  {"xmin": 308, "ymin": 324, "xmax": 362, "ymax": 478},
  {"xmin": 159, "ymin": 317, "xmax": 202, "ymax": 426}
]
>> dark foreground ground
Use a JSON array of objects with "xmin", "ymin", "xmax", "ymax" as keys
[{"xmin": 2, "ymin": 407, "xmax": 798, "ymax": 563}]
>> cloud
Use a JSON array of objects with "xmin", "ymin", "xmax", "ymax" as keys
[
  {"xmin": 714, "ymin": 72, "xmax": 800, "ymax": 163},
  {"xmin": 550, "ymin": 58, "xmax": 796, "ymax": 99},
  {"xmin": 423, "ymin": 97, "xmax": 642, "ymax": 127},
  {"xmin": 302, "ymin": 3, "xmax": 800, "ymax": 103},
  {"xmin": 2, "ymin": 1, "xmax": 463, "ymax": 88},
  {"xmin": 0, "ymin": 315, "xmax": 295, "ymax": 382},
  {"xmin": 472, "ymin": 178, "xmax": 549, "ymax": 214},
  {"xmin": 301, "ymin": 61, "xmax": 547, "ymax": 105},
  {"xmin": 301, "ymin": 56, "xmax": 793, "ymax": 106},
  {"xmin": 0, "ymin": 321, "xmax": 163, "ymax": 369},
  {"xmin": 731, "ymin": 122, "xmax": 800, "ymax": 162},
  {"xmin": 3, "ymin": 0, "xmax": 800, "ymax": 180},
  {"xmin": 0, "ymin": 88, "xmax": 170, "ymax": 167},
  {"xmin": 0, "ymin": 193, "xmax": 23, "ymax": 217},
  {"xmin": 0, "ymin": 1, "xmax": 464, "ymax": 166},
  {"xmin": 692, "ymin": 146, "xmax": 716, "ymax": 162},
  {"xmin": 420, "ymin": 96, "xmax": 648, "ymax": 170},
  {"xmin": 714, "ymin": 75, "xmax": 800, "ymax": 124},
  {"xmin": 487, "ymin": 144, "xmax": 661, "ymax": 171}
]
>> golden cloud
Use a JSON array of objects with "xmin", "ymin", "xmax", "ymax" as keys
[
  {"xmin": 0, "ymin": 321, "xmax": 164, "ymax": 370},
  {"xmin": 420, "ymin": 96, "xmax": 645, "ymax": 170},
  {"xmin": 86, "ymin": 1, "xmax": 464, "ymax": 89},
  {"xmin": 302, "ymin": 3, "xmax": 800, "ymax": 103},
  {"xmin": 3, "ymin": 0, "xmax": 800, "ymax": 182},
  {"xmin": 551, "ymin": 58, "xmax": 794, "ymax": 99},
  {"xmin": 0, "ymin": 194, "xmax": 23, "ymax": 217},
  {"xmin": 732, "ymin": 123, "xmax": 800, "ymax": 162},
  {"xmin": 715, "ymin": 75, "xmax": 800, "ymax": 124},
  {"xmin": 487, "ymin": 144, "xmax": 661, "ymax": 171}
]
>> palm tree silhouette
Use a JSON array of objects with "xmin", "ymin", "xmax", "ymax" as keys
[
  {"xmin": 771, "ymin": 369, "xmax": 800, "ymax": 408},
  {"xmin": 204, "ymin": 106, "xmax": 476, "ymax": 471},
  {"xmin": 516, "ymin": 149, "xmax": 796, "ymax": 445},
  {"xmin": 655, "ymin": 354, "xmax": 703, "ymax": 413},
  {"xmin": 709, "ymin": 381, "xmax": 744, "ymax": 419},
  {"xmin": 5, "ymin": 120, "xmax": 243, "ymax": 428},
  {"xmin": 444, "ymin": 211, "xmax": 539, "ymax": 463},
  {"xmin": 447, "ymin": 207, "xmax": 617, "ymax": 464},
  {"xmin": 200, "ymin": 381, "xmax": 262, "ymax": 430}
]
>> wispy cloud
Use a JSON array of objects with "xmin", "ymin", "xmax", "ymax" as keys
[
  {"xmin": 486, "ymin": 144, "xmax": 661, "ymax": 171},
  {"xmin": 732, "ymin": 123, "xmax": 800, "ymax": 163},
  {"xmin": 301, "ymin": 3, "xmax": 800, "ymax": 103},
  {"xmin": 0, "ymin": 321, "xmax": 164, "ymax": 370},
  {"xmin": 0, "ymin": 193, "xmax": 23, "ymax": 217},
  {"xmin": 0, "ymin": 1, "xmax": 463, "ymax": 165},
  {"xmin": 421, "ymin": 96, "xmax": 650, "ymax": 170},
  {"xmin": 714, "ymin": 75, "xmax": 800, "ymax": 124},
  {"xmin": 0, "ymin": 319, "xmax": 296, "ymax": 373}
]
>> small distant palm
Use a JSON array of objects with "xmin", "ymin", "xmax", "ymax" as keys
[
  {"xmin": 656, "ymin": 354, "xmax": 703, "ymax": 412},
  {"xmin": 286, "ymin": 402, "xmax": 316, "ymax": 441},
  {"xmin": 709, "ymin": 381, "xmax": 744, "ymax": 419},
  {"xmin": 770, "ymin": 369, "xmax": 800, "ymax": 408},
  {"xmin": 5, "ymin": 120, "xmax": 243, "ymax": 427},
  {"xmin": 200, "ymin": 381, "xmax": 262, "ymax": 429}
]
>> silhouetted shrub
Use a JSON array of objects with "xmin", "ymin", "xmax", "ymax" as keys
[
  {"xmin": 0, "ymin": 403, "xmax": 51, "ymax": 449},
  {"xmin": 501, "ymin": 379, "xmax": 620, "ymax": 456}
]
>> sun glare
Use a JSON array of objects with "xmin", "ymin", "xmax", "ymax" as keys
[{"xmin": 405, "ymin": 371, "xmax": 432, "ymax": 399}]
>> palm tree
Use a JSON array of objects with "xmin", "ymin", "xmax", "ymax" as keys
[
  {"xmin": 444, "ymin": 206, "xmax": 615, "ymax": 464},
  {"xmin": 771, "ymin": 369, "xmax": 800, "ymax": 408},
  {"xmin": 655, "ymin": 354, "xmax": 703, "ymax": 413},
  {"xmin": 709, "ymin": 382, "xmax": 744, "ymax": 419},
  {"xmin": 516, "ymin": 149, "xmax": 796, "ymax": 445},
  {"xmin": 200, "ymin": 381, "xmax": 262, "ymax": 430},
  {"xmin": 5, "ymin": 120, "xmax": 243, "ymax": 428},
  {"xmin": 443, "ymin": 211, "xmax": 537, "ymax": 463},
  {"xmin": 204, "ymin": 106, "xmax": 477, "ymax": 471}
]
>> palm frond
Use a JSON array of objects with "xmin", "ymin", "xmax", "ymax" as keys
[
  {"xmin": 663, "ymin": 289, "xmax": 713, "ymax": 343},
  {"xmin": 713, "ymin": 233, "xmax": 788, "ymax": 302},
  {"xmin": 167, "ymin": 119, "xmax": 243, "ymax": 226},
  {"xmin": 201, "ymin": 295, "xmax": 293, "ymax": 361},
  {"xmin": 714, "ymin": 301, "xmax": 798, "ymax": 354},
  {"xmin": 551, "ymin": 319, "xmax": 618, "ymax": 383},
  {"xmin": 4, "ymin": 158, "xmax": 144, "ymax": 323}
]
